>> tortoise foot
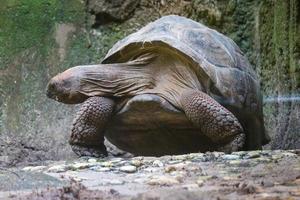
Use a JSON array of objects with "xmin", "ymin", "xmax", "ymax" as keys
[
  {"xmin": 69, "ymin": 96, "xmax": 114, "ymax": 157},
  {"xmin": 217, "ymin": 133, "xmax": 246, "ymax": 153},
  {"xmin": 71, "ymin": 144, "xmax": 108, "ymax": 157}
]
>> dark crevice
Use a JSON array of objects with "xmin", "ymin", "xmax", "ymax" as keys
[{"xmin": 91, "ymin": 12, "xmax": 122, "ymax": 28}]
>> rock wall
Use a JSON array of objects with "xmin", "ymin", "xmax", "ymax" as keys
[{"xmin": 0, "ymin": 0, "xmax": 299, "ymax": 166}]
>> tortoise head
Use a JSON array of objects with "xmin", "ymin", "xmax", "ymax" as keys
[{"xmin": 47, "ymin": 66, "xmax": 89, "ymax": 104}]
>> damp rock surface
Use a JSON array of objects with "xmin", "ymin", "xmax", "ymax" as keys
[{"xmin": 0, "ymin": 150, "xmax": 299, "ymax": 200}]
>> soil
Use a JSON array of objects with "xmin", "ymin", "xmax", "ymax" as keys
[{"xmin": 0, "ymin": 150, "xmax": 299, "ymax": 200}]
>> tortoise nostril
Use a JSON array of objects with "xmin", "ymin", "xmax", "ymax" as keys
[{"xmin": 46, "ymin": 80, "xmax": 59, "ymax": 98}]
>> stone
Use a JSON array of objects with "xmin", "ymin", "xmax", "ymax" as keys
[
  {"xmin": 167, "ymin": 160, "xmax": 182, "ymax": 165},
  {"xmin": 143, "ymin": 167, "xmax": 161, "ymax": 173},
  {"xmin": 152, "ymin": 160, "xmax": 164, "ymax": 167},
  {"xmin": 147, "ymin": 176, "xmax": 180, "ymax": 186},
  {"xmin": 72, "ymin": 177, "xmax": 82, "ymax": 182},
  {"xmin": 133, "ymin": 178, "xmax": 146, "ymax": 184},
  {"xmin": 47, "ymin": 165, "xmax": 68, "ymax": 173},
  {"xmin": 164, "ymin": 165, "xmax": 177, "ymax": 173},
  {"xmin": 88, "ymin": 158, "xmax": 97, "ymax": 163},
  {"xmin": 99, "ymin": 179, "xmax": 125, "ymax": 186},
  {"xmin": 100, "ymin": 161, "xmax": 114, "ymax": 167},
  {"xmin": 282, "ymin": 152, "xmax": 297, "ymax": 157},
  {"xmin": 244, "ymin": 151, "xmax": 261, "ymax": 159},
  {"xmin": 221, "ymin": 154, "xmax": 240, "ymax": 160},
  {"xmin": 232, "ymin": 151, "xmax": 248, "ymax": 156},
  {"xmin": 223, "ymin": 175, "xmax": 239, "ymax": 181},
  {"xmin": 108, "ymin": 179, "xmax": 125, "ymax": 185},
  {"xmin": 90, "ymin": 166, "xmax": 111, "ymax": 172},
  {"xmin": 228, "ymin": 160, "xmax": 242, "ymax": 165},
  {"xmin": 182, "ymin": 184, "xmax": 199, "ymax": 191},
  {"xmin": 110, "ymin": 158, "xmax": 124, "ymax": 163},
  {"xmin": 252, "ymin": 157, "xmax": 271, "ymax": 163},
  {"xmin": 172, "ymin": 155, "xmax": 188, "ymax": 161},
  {"xmin": 196, "ymin": 179, "xmax": 204, "ymax": 187},
  {"xmin": 131, "ymin": 160, "xmax": 143, "ymax": 167},
  {"xmin": 164, "ymin": 162, "xmax": 200, "ymax": 173},
  {"xmin": 261, "ymin": 180, "xmax": 275, "ymax": 187},
  {"xmin": 197, "ymin": 175, "xmax": 214, "ymax": 181},
  {"xmin": 70, "ymin": 162, "xmax": 94, "ymax": 170},
  {"xmin": 119, "ymin": 165, "xmax": 137, "ymax": 173},
  {"xmin": 22, "ymin": 166, "xmax": 46, "ymax": 172},
  {"xmin": 211, "ymin": 152, "xmax": 225, "ymax": 158}
]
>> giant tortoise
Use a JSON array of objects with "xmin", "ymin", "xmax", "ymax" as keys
[{"xmin": 46, "ymin": 15, "xmax": 270, "ymax": 157}]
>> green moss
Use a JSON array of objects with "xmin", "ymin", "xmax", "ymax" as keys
[
  {"xmin": 0, "ymin": 0, "xmax": 84, "ymax": 68},
  {"xmin": 61, "ymin": 24, "xmax": 126, "ymax": 70}
]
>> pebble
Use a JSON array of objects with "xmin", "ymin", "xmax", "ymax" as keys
[
  {"xmin": 222, "ymin": 154, "xmax": 240, "ymax": 160},
  {"xmin": 133, "ymin": 178, "xmax": 146, "ymax": 184},
  {"xmin": 72, "ymin": 177, "xmax": 82, "ymax": 182},
  {"xmin": 153, "ymin": 160, "xmax": 164, "ymax": 167},
  {"xmin": 47, "ymin": 165, "xmax": 68, "ymax": 173},
  {"xmin": 164, "ymin": 163, "xmax": 186, "ymax": 173},
  {"xmin": 70, "ymin": 162, "xmax": 94, "ymax": 170},
  {"xmin": 261, "ymin": 180, "xmax": 274, "ymax": 187},
  {"xmin": 108, "ymin": 179, "xmax": 125, "ymax": 185},
  {"xmin": 147, "ymin": 175, "xmax": 179, "ymax": 186},
  {"xmin": 182, "ymin": 183, "xmax": 199, "ymax": 191},
  {"xmin": 143, "ymin": 167, "xmax": 161, "ymax": 173},
  {"xmin": 88, "ymin": 158, "xmax": 97, "ymax": 163},
  {"xmin": 271, "ymin": 154, "xmax": 283, "ymax": 160},
  {"xmin": 252, "ymin": 157, "xmax": 271, "ymax": 163},
  {"xmin": 196, "ymin": 179, "xmax": 204, "ymax": 186},
  {"xmin": 119, "ymin": 165, "xmax": 137, "ymax": 173},
  {"xmin": 168, "ymin": 160, "xmax": 182, "ymax": 164},
  {"xmin": 99, "ymin": 179, "xmax": 125, "ymax": 186},
  {"xmin": 244, "ymin": 151, "xmax": 261, "ymax": 159},
  {"xmin": 228, "ymin": 160, "xmax": 242, "ymax": 165},
  {"xmin": 211, "ymin": 152, "xmax": 225, "ymax": 158},
  {"xmin": 223, "ymin": 175, "xmax": 239, "ymax": 180},
  {"xmin": 90, "ymin": 166, "xmax": 111, "ymax": 172},
  {"xmin": 165, "ymin": 165, "xmax": 178, "ymax": 173},
  {"xmin": 232, "ymin": 151, "xmax": 248, "ymax": 156},
  {"xmin": 282, "ymin": 152, "xmax": 297, "ymax": 157},
  {"xmin": 100, "ymin": 161, "xmax": 114, "ymax": 167},
  {"xmin": 197, "ymin": 175, "xmax": 213, "ymax": 181},
  {"xmin": 110, "ymin": 158, "xmax": 124, "ymax": 163},
  {"xmin": 22, "ymin": 166, "xmax": 46, "ymax": 172},
  {"xmin": 131, "ymin": 160, "xmax": 143, "ymax": 167}
]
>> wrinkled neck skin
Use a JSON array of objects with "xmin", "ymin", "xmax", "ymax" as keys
[{"xmin": 78, "ymin": 53, "xmax": 156, "ymax": 98}]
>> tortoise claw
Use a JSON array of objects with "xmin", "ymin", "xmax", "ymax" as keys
[{"xmin": 70, "ymin": 144, "xmax": 108, "ymax": 158}]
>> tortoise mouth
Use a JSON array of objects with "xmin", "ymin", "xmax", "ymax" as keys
[{"xmin": 46, "ymin": 88, "xmax": 88, "ymax": 104}]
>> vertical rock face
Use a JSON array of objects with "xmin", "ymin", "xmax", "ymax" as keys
[
  {"xmin": 0, "ymin": 0, "xmax": 299, "ymax": 166},
  {"xmin": 258, "ymin": 1, "xmax": 299, "ymax": 149}
]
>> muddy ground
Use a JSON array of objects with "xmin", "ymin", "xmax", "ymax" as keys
[{"xmin": 0, "ymin": 150, "xmax": 299, "ymax": 200}]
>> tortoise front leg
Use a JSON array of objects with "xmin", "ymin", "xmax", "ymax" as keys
[
  {"xmin": 70, "ymin": 97, "xmax": 114, "ymax": 157},
  {"xmin": 180, "ymin": 90, "xmax": 245, "ymax": 152}
]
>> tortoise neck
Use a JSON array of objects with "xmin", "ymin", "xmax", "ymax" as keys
[{"xmin": 77, "ymin": 56, "xmax": 155, "ymax": 97}]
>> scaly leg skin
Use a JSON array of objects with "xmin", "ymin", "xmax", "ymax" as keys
[
  {"xmin": 69, "ymin": 97, "xmax": 114, "ymax": 157},
  {"xmin": 217, "ymin": 132, "xmax": 246, "ymax": 153},
  {"xmin": 180, "ymin": 90, "xmax": 245, "ymax": 152}
]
